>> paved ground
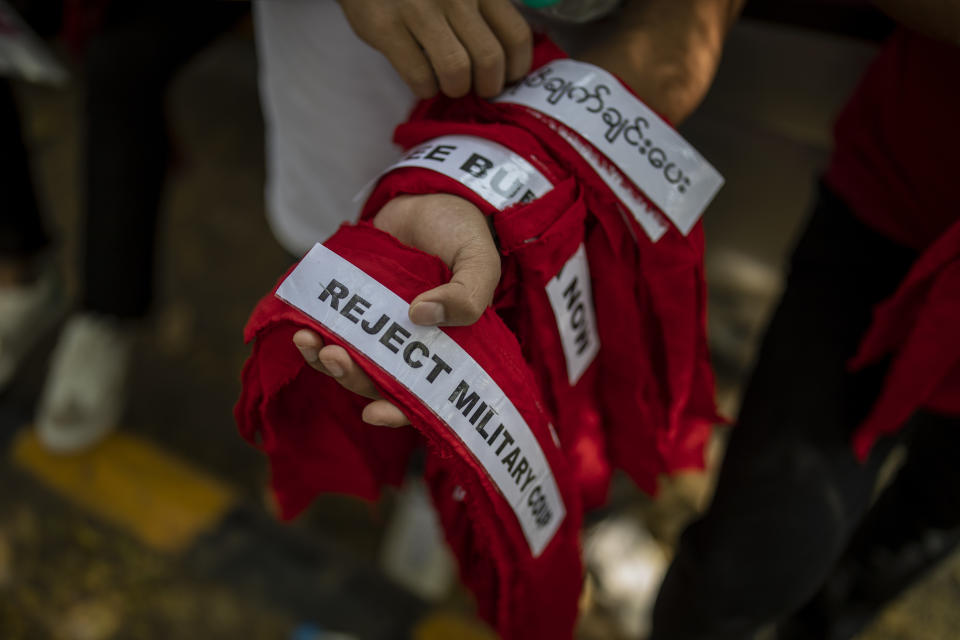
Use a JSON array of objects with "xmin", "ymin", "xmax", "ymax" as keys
[{"xmin": 2, "ymin": 17, "xmax": 958, "ymax": 640}]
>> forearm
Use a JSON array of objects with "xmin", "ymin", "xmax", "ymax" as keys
[
  {"xmin": 871, "ymin": 0, "xmax": 960, "ymax": 44},
  {"xmin": 580, "ymin": 0, "xmax": 746, "ymax": 124}
]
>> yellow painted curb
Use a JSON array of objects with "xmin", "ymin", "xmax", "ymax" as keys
[
  {"xmin": 11, "ymin": 429, "xmax": 237, "ymax": 553},
  {"xmin": 413, "ymin": 611, "xmax": 498, "ymax": 640}
]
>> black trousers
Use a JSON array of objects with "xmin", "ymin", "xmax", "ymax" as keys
[
  {"xmin": 1, "ymin": 0, "xmax": 246, "ymax": 317},
  {"xmin": 650, "ymin": 185, "xmax": 960, "ymax": 640}
]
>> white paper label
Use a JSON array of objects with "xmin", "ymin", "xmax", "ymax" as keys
[
  {"xmin": 545, "ymin": 244, "xmax": 600, "ymax": 385},
  {"xmin": 276, "ymin": 244, "xmax": 565, "ymax": 556},
  {"xmin": 495, "ymin": 59, "xmax": 724, "ymax": 235},
  {"xmin": 383, "ymin": 135, "xmax": 554, "ymax": 210}
]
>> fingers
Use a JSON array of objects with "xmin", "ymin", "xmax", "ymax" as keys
[
  {"xmin": 341, "ymin": 0, "xmax": 532, "ymax": 99},
  {"xmin": 293, "ymin": 328, "xmax": 326, "ymax": 369},
  {"xmin": 317, "ymin": 344, "xmax": 381, "ymax": 399},
  {"xmin": 480, "ymin": 0, "xmax": 533, "ymax": 82},
  {"xmin": 376, "ymin": 27, "xmax": 440, "ymax": 99},
  {"xmin": 294, "ymin": 330, "xmax": 379, "ymax": 396},
  {"xmin": 405, "ymin": 4, "xmax": 473, "ymax": 97},
  {"xmin": 362, "ymin": 399, "xmax": 411, "ymax": 427},
  {"xmin": 293, "ymin": 331, "xmax": 411, "ymax": 427},
  {"xmin": 410, "ymin": 235, "xmax": 500, "ymax": 326},
  {"xmin": 339, "ymin": 0, "xmax": 439, "ymax": 98},
  {"xmin": 328, "ymin": 349, "xmax": 409, "ymax": 427},
  {"xmin": 447, "ymin": 3, "xmax": 505, "ymax": 97}
]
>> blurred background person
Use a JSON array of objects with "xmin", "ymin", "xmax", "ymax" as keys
[
  {"xmin": 1, "ymin": 1, "xmax": 67, "ymax": 407},
  {"xmin": 1, "ymin": 0, "xmax": 248, "ymax": 452},
  {"xmin": 650, "ymin": 3, "xmax": 960, "ymax": 639},
  {"xmin": 0, "ymin": 72, "xmax": 61, "ymax": 392}
]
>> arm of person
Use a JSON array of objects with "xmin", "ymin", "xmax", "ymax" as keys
[
  {"xmin": 581, "ymin": 0, "xmax": 747, "ymax": 125},
  {"xmin": 300, "ymin": 0, "xmax": 747, "ymax": 426},
  {"xmin": 871, "ymin": 0, "xmax": 960, "ymax": 44},
  {"xmin": 294, "ymin": 193, "xmax": 501, "ymax": 427}
]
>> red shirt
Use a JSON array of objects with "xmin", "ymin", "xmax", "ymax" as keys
[
  {"xmin": 826, "ymin": 29, "xmax": 960, "ymax": 456},
  {"xmin": 826, "ymin": 29, "xmax": 960, "ymax": 250}
]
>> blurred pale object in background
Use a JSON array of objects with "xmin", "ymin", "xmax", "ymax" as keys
[
  {"xmin": 0, "ymin": 0, "xmax": 66, "ymax": 84},
  {"xmin": 583, "ymin": 514, "xmax": 668, "ymax": 639}
]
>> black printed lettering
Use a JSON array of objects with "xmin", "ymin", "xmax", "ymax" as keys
[
  {"xmin": 379, "ymin": 322, "xmax": 411, "ymax": 353},
  {"xmin": 563, "ymin": 277, "xmax": 582, "ymax": 311},
  {"xmin": 476, "ymin": 409, "xmax": 496, "ymax": 439},
  {"xmin": 570, "ymin": 302, "xmax": 585, "ymax": 329},
  {"xmin": 340, "ymin": 294, "xmax": 370, "ymax": 323},
  {"xmin": 361, "ymin": 313, "xmax": 389, "ymax": 335},
  {"xmin": 502, "ymin": 446, "xmax": 520, "ymax": 473},
  {"xmin": 519, "ymin": 189, "xmax": 536, "ymax": 204},
  {"xmin": 405, "ymin": 145, "xmax": 429, "ymax": 160},
  {"xmin": 513, "ymin": 62, "xmax": 703, "ymax": 203},
  {"xmin": 425, "ymin": 354, "xmax": 452, "ymax": 383},
  {"xmin": 563, "ymin": 274, "xmax": 592, "ymax": 354},
  {"xmin": 536, "ymin": 506, "xmax": 552, "ymax": 527},
  {"xmin": 489, "ymin": 168, "xmax": 522, "ymax": 199},
  {"xmin": 425, "ymin": 144, "xmax": 456, "ymax": 162},
  {"xmin": 460, "ymin": 153, "xmax": 494, "ymax": 178},
  {"xmin": 448, "ymin": 380, "xmax": 480, "ymax": 416},
  {"xmin": 574, "ymin": 329, "xmax": 590, "ymax": 356},
  {"xmin": 487, "ymin": 423, "xmax": 504, "ymax": 445},
  {"xmin": 495, "ymin": 430, "xmax": 515, "ymax": 455},
  {"xmin": 511, "ymin": 457, "xmax": 529, "ymax": 484},
  {"xmin": 528, "ymin": 486, "xmax": 552, "ymax": 528},
  {"xmin": 528, "ymin": 486, "xmax": 544, "ymax": 511},
  {"xmin": 648, "ymin": 147, "xmax": 666, "ymax": 169},
  {"xmin": 664, "ymin": 162, "xmax": 684, "ymax": 185},
  {"xmin": 474, "ymin": 408, "xmax": 493, "ymax": 439},
  {"xmin": 403, "ymin": 341, "xmax": 429, "ymax": 368},
  {"xmin": 468, "ymin": 402, "xmax": 487, "ymax": 426},
  {"xmin": 521, "ymin": 468, "xmax": 537, "ymax": 492},
  {"xmin": 318, "ymin": 278, "xmax": 349, "ymax": 309}
]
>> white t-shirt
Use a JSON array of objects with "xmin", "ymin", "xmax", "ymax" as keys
[{"xmin": 254, "ymin": 0, "xmax": 414, "ymax": 256}]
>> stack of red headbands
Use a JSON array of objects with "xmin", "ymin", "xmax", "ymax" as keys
[
  {"xmin": 365, "ymin": 36, "xmax": 724, "ymax": 493},
  {"xmin": 237, "ymin": 36, "xmax": 724, "ymax": 639}
]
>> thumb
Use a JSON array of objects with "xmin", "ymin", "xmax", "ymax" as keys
[
  {"xmin": 409, "ymin": 234, "xmax": 501, "ymax": 325},
  {"xmin": 373, "ymin": 194, "xmax": 501, "ymax": 326}
]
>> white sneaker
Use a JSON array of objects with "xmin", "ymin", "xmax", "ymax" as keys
[
  {"xmin": 0, "ymin": 262, "xmax": 64, "ymax": 389},
  {"xmin": 583, "ymin": 515, "xmax": 669, "ymax": 639},
  {"xmin": 379, "ymin": 478, "xmax": 455, "ymax": 601},
  {"xmin": 35, "ymin": 313, "xmax": 133, "ymax": 454}
]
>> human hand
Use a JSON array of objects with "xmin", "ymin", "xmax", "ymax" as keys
[
  {"xmin": 293, "ymin": 193, "xmax": 501, "ymax": 427},
  {"xmin": 337, "ymin": 0, "xmax": 533, "ymax": 98}
]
